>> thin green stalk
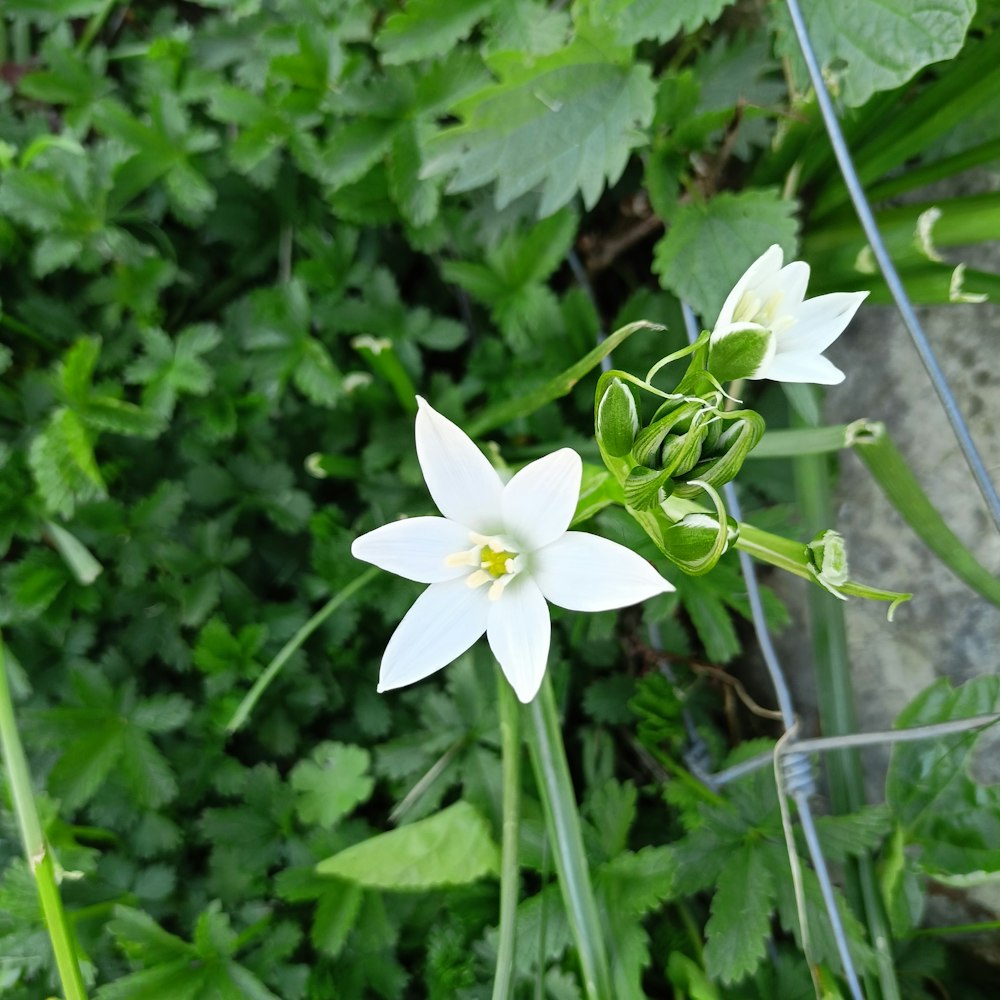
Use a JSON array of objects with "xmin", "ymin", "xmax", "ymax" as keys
[
  {"xmin": 0, "ymin": 636, "xmax": 88, "ymax": 1000},
  {"xmin": 525, "ymin": 675, "xmax": 612, "ymax": 1000},
  {"xmin": 792, "ymin": 400, "xmax": 901, "ymax": 1000},
  {"xmin": 492, "ymin": 668, "xmax": 521, "ymax": 1000},
  {"xmin": 75, "ymin": 0, "xmax": 117, "ymax": 54},
  {"xmin": 226, "ymin": 566, "xmax": 379, "ymax": 733}
]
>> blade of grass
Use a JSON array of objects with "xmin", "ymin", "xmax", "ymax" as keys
[
  {"xmin": 492, "ymin": 666, "xmax": 521, "ymax": 1000},
  {"xmin": 226, "ymin": 566, "xmax": 379, "ymax": 733},
  {"xmin": 525, "ymin": 675, "xmax": 612, "ymax": 1000},
  {"xmin": 0, "ymin": 635, "xmax": 89, "ymax": 1000},
  {"xmin": 467, "ymin": 321, "xmax": 662, "ymax": 437}
]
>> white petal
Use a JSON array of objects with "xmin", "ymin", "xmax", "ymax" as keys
[
  {"xmin": 352, "ymin": 517, "xmax": 473, "ymax": 583},
  {"xmin": 415, "ymin": 397, "xmax": 503, "ymax": 533},
  {"xmin": 487, "ymin": 577, "xmax": 551, "ymax": 703},
  {"xmin": 755, "ymin": 259, "xmax": 810, "ymax": 313},
  {"xmin": 532, "ymin": 531, "xmax": 675, "ymax": 612},
  {"xmin": 502, "ymin": 448, "xmax": 582, "ymax": 552},
  {"xmin": 714, "ymin": 244, "xmax": 783, "ymax": 330},
  {"xmin": 378, "ymin": 579, "xmax": 490, "ymax": 693},
  {"xmin": 779, "ymin": 291, "xmax": 868, "ymax": 354},
  {"xmin": 759, "ymin": 352, "xmax": 845, "ymax": 385}
]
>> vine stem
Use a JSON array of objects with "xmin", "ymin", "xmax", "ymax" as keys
[
  {"xmin": 525, "ymin": 675, "xmax": 612, "ymax": 1000},
  {"xmin": 492, "ymin": 667, "xmax": 521, "ymax": 1000},
  {"xmin": 0, "ymin": 635, "xmax": 88, "ymax": 1000}
]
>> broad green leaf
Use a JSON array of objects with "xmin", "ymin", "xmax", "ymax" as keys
[
  {"xmin": 886, "ymin": 676, "xmax": 1000, "ymax": 877},
  {"xmin": 652, "ymin": 189, "xmax": 799, "ymax": 323},
  {"xmin": 376, "ymin": 0, "xmax": 497, "ymax": 65},
  {"xmin": 585, "ymin": 0, "xmax": 733, "ymax": 45},
  {"xmin": 125, "ymin": 325, "xmax": 221, "ymax": 418},
  {"xmin": 425, "ymin": 41, "xmax": 655, "ymax": 216},
  {"xmin": 703, "ymin": 845, "xmax": 775, "ymax": 984},
  {"xmin": 316, "ymin": 801, "xmax": 500, "ymax": 888},
  {"xmin": 290, "ymin": 741, "xmax": 374, "ymax": 829},
  {"xmin": 780, "ymin": 0, "xmax": 976, "ymax": 108}
]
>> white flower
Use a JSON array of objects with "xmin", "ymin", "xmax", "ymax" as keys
[
  {"xmin": 711, "ymin": 244, "xmax": 868, "ymax": 385},
  {"xmin": 351, "ymin": 398, "xmax": 675, "ymax": 703}
]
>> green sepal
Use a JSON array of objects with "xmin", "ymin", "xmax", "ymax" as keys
[{"xmin": 706, "ymin": 324, "xmax": 774, "ymax": 382}]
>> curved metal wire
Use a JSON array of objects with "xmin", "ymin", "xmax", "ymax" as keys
[{"xmin": 784, "ymin": 0, "xmax": 1000, "ymax": 535}]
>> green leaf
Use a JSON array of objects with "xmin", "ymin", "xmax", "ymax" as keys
[
  {"xmin": 652, "ymin": 189, "xmax": 799, "ymax": 322},
  {"xmin": 316, "ymin": 801, "xmax": 500, "ymax": 889},
  {"xmin": 376, "ymin": 0, "xmax": 497, "ymax": 65},
  {"xmin": 586, "ymin": 0, "xmax": 733, "ymax": 45},
  {"xmin": 29, "ymin": 407, "xmax": 106, "ymax": 518},
  {"xmin": 886, "ymin": 676, "xmax": 1000, "ymax": 877},
  {"xmin": 125, "ymin": 324, "xmax": 221, "ymax": 418},
  {"xmin": 813, "ymin": 805, "xmax": 892, "ymax": 863},
  {"xmin": 703, "ymin": 845, "xmax": 775, "ymax": 984},
  {"xmin": 290, "ymin": 741, "xmax": 374, "ymax": 829},
  {"xmin": 425, "ymin": 41, "xmax": 655, "ymax": 216},
  {"xmin": 780, "ymin": 0, "xmax": 976, "ymax": 108}
]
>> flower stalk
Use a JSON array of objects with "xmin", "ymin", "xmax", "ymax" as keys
[
  {"xmin": 525, "ymin": 675, "xmax": 612, "ymax": 1000},
  {"xmin": 492, "ymin": 664, "xmax": 521, "ymax": 1000},
  {"xmin": 0, "ymin": 635, "xmax": 88, "ymax": 1000}
]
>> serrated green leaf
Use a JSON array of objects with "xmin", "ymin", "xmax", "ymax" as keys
[
  {"xmin": 781, "ymin": 0, "xmax": 976, "ymax": 108},
  {"xmin": 653, "ymin": 189, "xmax": 799, "ymax": 323},
  {"xmin": 703, "ymin": 845, "xmax": 775, "ymax": 984},
  {"xmin": 29, "ymin": 407, "xmax": 106, "ymax": 517},
  {"xmin": 813, "ymin": 805, "xmax": 892, "ymax": 863},
  {"xmin": 376, "ymin": 0, "xmax": 496, "ymax": 65},
  {"xmin": 290, "ymin": 742, "xmax": 374, "ymax": 829},
  {"xmin": 587, "ymin": 0, "xmax": 733, "ymax": 45},
  {"xmin": 425, "ymin": 42, "xmax": 655, "ymax": 216},
  {"xmin": 316, "ymin": 801, "xmax": 500, "ymax": 888},
  {"xmin": 312, "ymin": 882, "xmax": 364, "ymax": 958}
]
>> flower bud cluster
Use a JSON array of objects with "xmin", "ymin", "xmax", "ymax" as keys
[{"xmin": 596, "ymin": 363, "xmax": 763, "ymax": 574}]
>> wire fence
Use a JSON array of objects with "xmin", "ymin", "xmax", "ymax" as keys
[{"xmin": 579, "ymin": 5, "xmax": 1000, "ymax": 996}]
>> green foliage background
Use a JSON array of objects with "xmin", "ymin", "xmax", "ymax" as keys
[{"xmin": 2, "ymin": 1, "xmax": 1000, "ymax": 997}]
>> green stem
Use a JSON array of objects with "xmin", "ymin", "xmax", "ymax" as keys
[
  {"xmin": 792, "ymin": 401, "xmax": 900, "ymax": 1000},
  {"xmin": 525, "ymin": 675, "xmax": 612, "ymax": 1000},
  {"xmin": 75, "ymin": 0, "xmax": 117, "ymax": 54},
  {"xmin": 226, "ymin": 566, "xmax": 379, "ymax": 733},
  {"xmin": 0, "ymin": 636, "xmax": 88, "ymax": 1000},
  {"xmin": 492, "ymin": 667, "xmax": 521, "ymax": 1000}
]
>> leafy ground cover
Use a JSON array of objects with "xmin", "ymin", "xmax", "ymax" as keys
[{"xmin": 2, "ymin": 1, "xmax": 1000, "ymax": 998}]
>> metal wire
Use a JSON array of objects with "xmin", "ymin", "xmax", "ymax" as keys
[{"xmin": 784, "ymin": 0, "xmax": 1000, "ymax": 536}]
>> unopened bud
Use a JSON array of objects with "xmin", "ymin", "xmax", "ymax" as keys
[
  {"xmin": 661, "ymin": 512, "xmax": 739, "ymax": 575},
  {"xmin": 708, "ymin": 324, "xmax": 775, "ymax": 382},
  {"xmin": 624, "ymin": 465, "xmax": 674, "ymax": 511},
  {"xmin": 596, "ymin": 377, "xmax": 640, "ymax": 457}
]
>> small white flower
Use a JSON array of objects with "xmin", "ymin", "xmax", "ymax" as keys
[
  {"xmin": 352, "ymin": 398, "xmax": 675, "ymax": 703},
  {"xmin": 711, "ymin": 244, "xmax": 868, "ymax": 385}
]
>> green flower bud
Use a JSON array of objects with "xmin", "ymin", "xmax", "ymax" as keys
[
  {"xmin": 661, "ymin": 512, "xmax": 739, "ymax": 575},
  {"xmin": 632, "ymin": 400, "xmax": 706, "ymax": 467},
  {"xmin": 596, "ymin": 377, "xmax": 640, "ymax": 458},
  {"xmin": 671, "ymin": 410, "xmax": 765, "ymax": 498},
  {"xmin": 707, "ymin": 323, "xmax": 775, "ymax": 382},
  {"xmin": 623, "ymin": 465, "xmax": 674, "ymax": 511}
]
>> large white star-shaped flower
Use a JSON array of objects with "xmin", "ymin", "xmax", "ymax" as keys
[
  {"xmin": 352, "ymin": 398, "xmax": 675, "ymax": 703},
  {"xmin": 710, "ymin": 244, "xmax": 868, "ymax": 385}
]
